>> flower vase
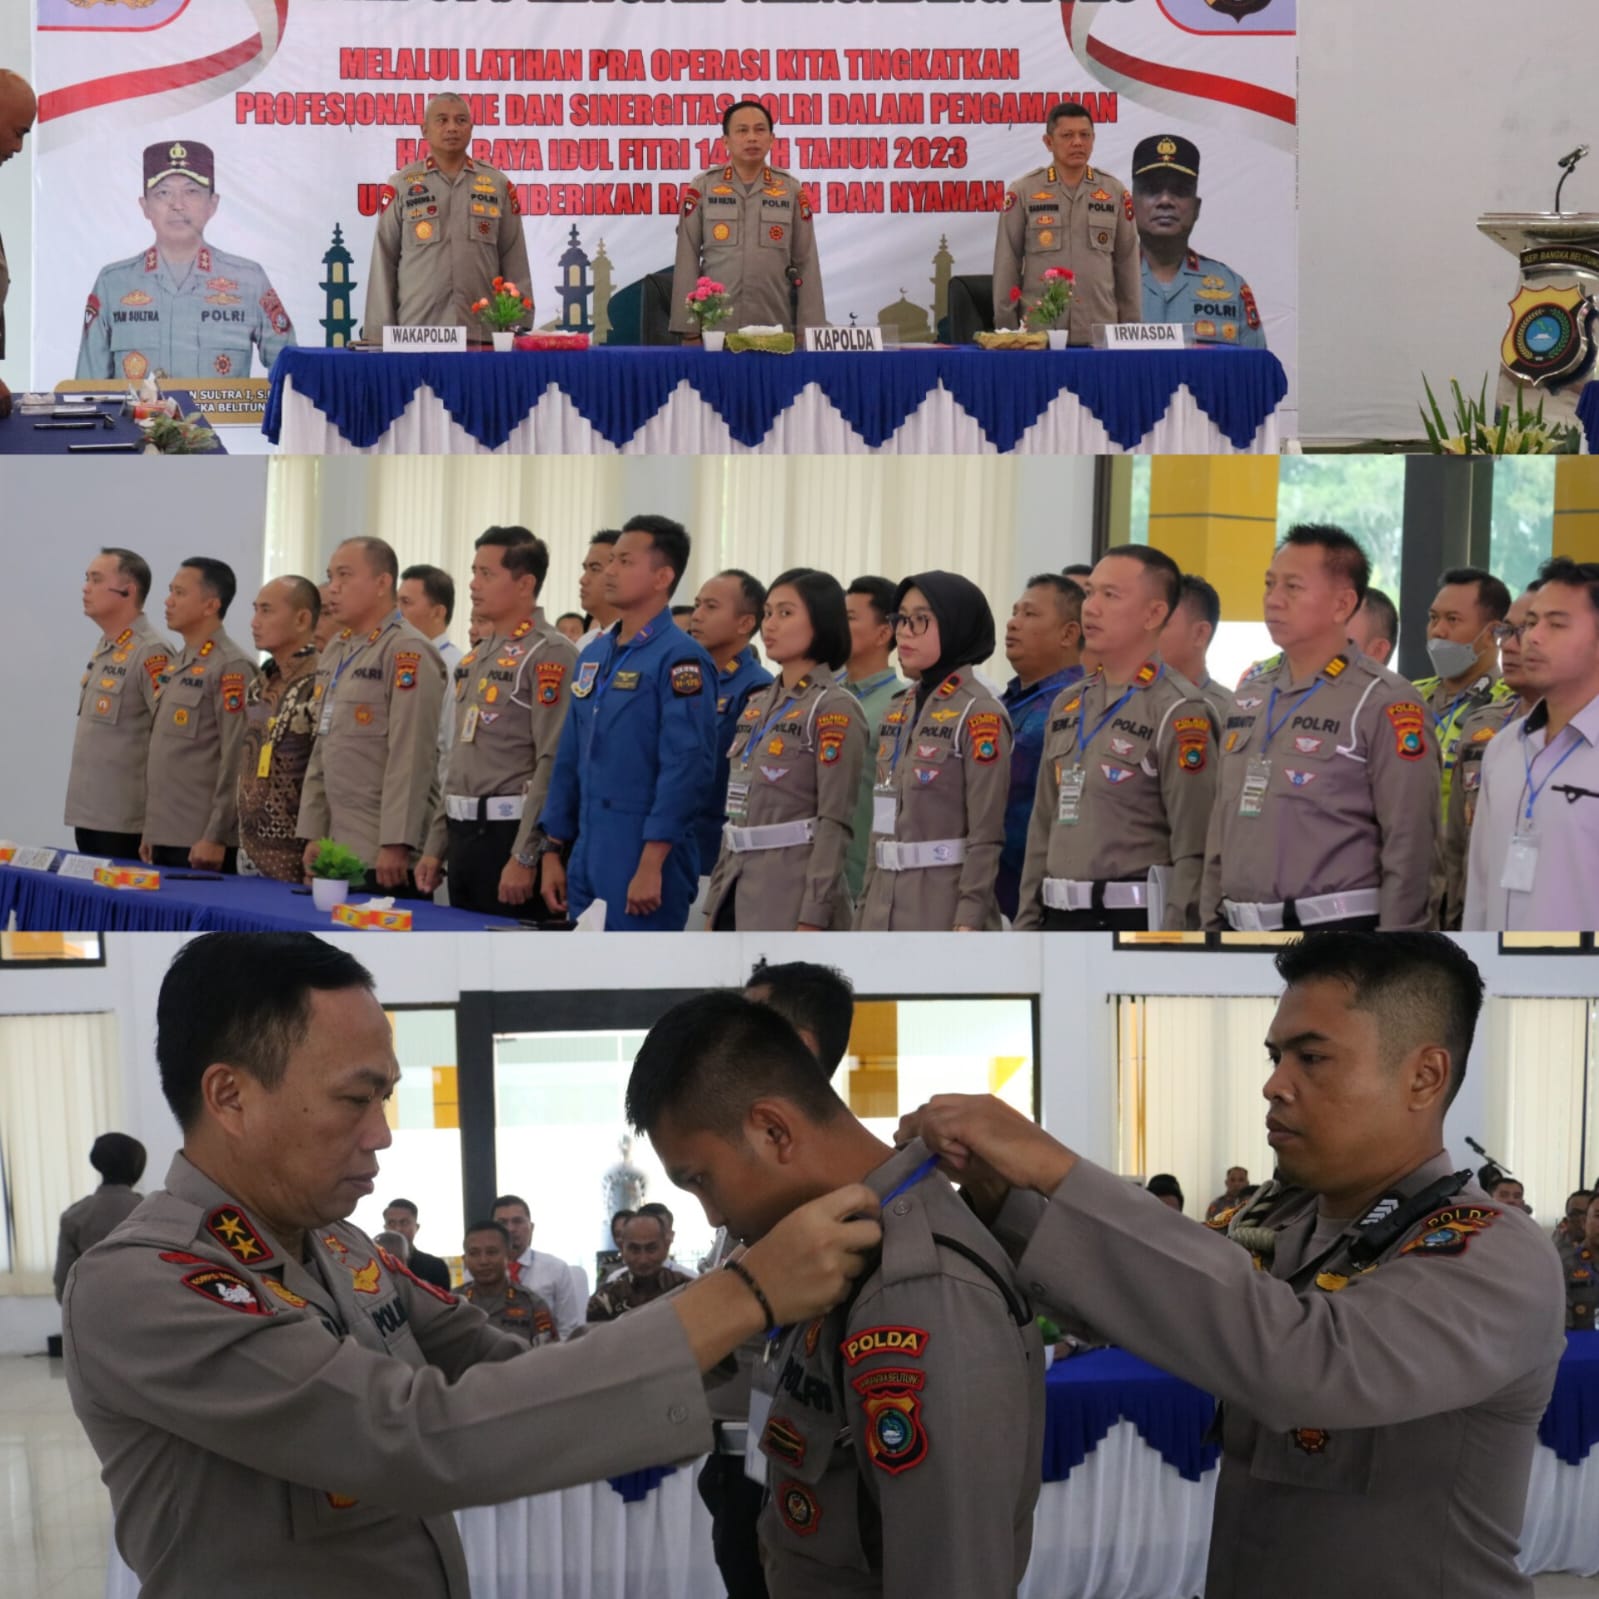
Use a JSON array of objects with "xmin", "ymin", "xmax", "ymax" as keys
[
  {"xmin": 311, "ymin": 877, "xmax": 350, "ymax": 911},
  {"xmin": 1047, "ymin": 331, "xmax": 1069, "ymax": 351},
  {"xmin": 491, "ymin": 330, "xmax": 515, "ymax": 353},
  {"xmin": 703, "ymin": 330, "xmax": 727, "ymax": 352}
]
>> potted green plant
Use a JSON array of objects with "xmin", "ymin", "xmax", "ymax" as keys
[
  {"xmin": 307, "ymin": 839, "xmax": 368, "ymax": 911},
  {"xmin": 1419, "ymin": 375, "xmax": 1582, "ymax": 454},
  {"xmin": 471, "ymin": 276, "xmax": 534, "ymax": 351},
  {"xmin": 685, "ymin": 277, "xmax": 732, "ymax": 350}
]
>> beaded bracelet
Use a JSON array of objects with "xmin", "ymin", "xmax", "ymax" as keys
[{"xmin": 723, "ymin": 1258, "xmax": 776, "ymax": 1334}]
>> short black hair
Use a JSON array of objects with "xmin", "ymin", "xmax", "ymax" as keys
[
  {"xmin": 624, "ymin": 1211, "xmax": 669, "ymax": 1241},
  {"xmin": 89, "ymin": 1133, "xmax": 146, "ymax": 1187},
  {"xmin": 1176, "ymin": 573, "xmax": 1221, "ymax": 633},
  {"xmin": 1062, "ymin": 563, "xmax": 1094, "ymax": 579},
  {"xmin": 1273, "ymin": 932, "xmax": 1483, "ymax": 1108},
  {"xmin": 1569, "ymin": 1190, "xmax": 1595, "ymax": 1206},
  {"xmin": 1278, "ymin": 524, "xmax": 1371, "ymax": 607},
  {"xmin": 1478, "ymin": 1163, "xmax": 1511, "ymax": 1192},
  {"xmin": 1026, "ymin": 572, "xmax": 1084, "ymax": 627},
  {"xmin": 556, "ymin": 611, "xmax": 584, "ymax": 627},
  {"xmin": 1046, "ymin": 101, "xmax": 1094, "ymax": 132},
  {"xmin": 745, "ymin": 958, "xmax": 855, "ymax": 1075},
  {"xmin": 719, "ymin": 568, "xmax": 768, "ymax": 625},
  {"xmin": 588, "ymin": 529, "xmax": 621, "ymax": 550},
  {"xmin": 768, "ymin": 567, "xmax": 852, "ymax": 673},
  {"xmin": 847, "ymin": 575, "xmax": 899, "ymax": 656},
  {"xmin": 722, "ymin": 97, "xmax": 774, "ymax": 135},
  {"xmin": 1357, "ymin": 585, "xmax": 1398, "ymax": 647},
  {"xmin": 476, "ymin": 525, "xmax": 549, "ymax": 595},
  {"xmin": 464, "ymin": 1220, "xmax": 511, "ymax": 1248},
  {"xmin": 490, "ymin": 1194, "xmax": 530, "ymax": 1218},
  {"xmin": 339, "ymin": 536, "xmax": 400, "ymax": 585},
  {"xmin": 610, "ymin": 1208, "xmax": 636, "ymax": 1228},
  {"xmin": 637, "ymin": 1201, "xmax": 675, "ymax": 1228},
  {"xmin": 1437, "ymin": 566, "xmax": 1512, "ymax": 623},
  {"xmin": 156, "ymin": 934, "xmax": 375, "ymax": 1130},
  {"xmin": 102, "ymin": 547, "xmax": 152, "ymax": 606},
  {"xmin": 385, "ymin": 1197, "xmax": 419, "ymax": 1219},
  {"xmin": 621, "ymin": 513, "xmax": 691, "ymax": 597},
  {"xmin": 1100, "ymin": 543, "xmax": 1181, "ymax": 618},
  {"xmin": 1146, "ymin": 1173, "xmax": 1184, "ymax": 1207},
  {"xmin": 181, "ymin": 556, "xmax": 237, "ymax": 619},
  {"xmin": 280, "ymin": 574, "xmax": 321, "ymax": 624},
  {"xmin": 627, "ymin": 991, "xmax": 848, "ymax": 1140},
  {"xmin": 1537, "ymin": 555, "xmax": 1599, "ymax": 616},
  {"xmin": 401, "ymin": 563, "xmax": 455, "ymax": 625}
]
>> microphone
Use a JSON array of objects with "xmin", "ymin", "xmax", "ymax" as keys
[{"xmin": 1558, "ymin": 145, "xmax": 1590, "ymax": 170}]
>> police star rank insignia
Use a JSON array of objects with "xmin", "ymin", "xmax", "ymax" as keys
[
  {"xmin": 205, "ymin": 1206, "xmax": 274, "ymax": 1264},
  {"xmin": 852, "ymin": 1367, "xmax": 929, "ymax": 1474},
  {"xmin": 779, "ymin": 1480, "xmax": 822, "ymax": 1536}
]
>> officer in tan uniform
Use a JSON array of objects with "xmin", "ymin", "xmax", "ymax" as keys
[
  {"xmin": 63, "ymin": 932, "xmax": 883, "ymax": 1599},
  {"xmin": 627, "ymin": 991, "xmax": 1044, "ymax": 1599},
  {"xmin": 670, "ymin": 100, "xmax": 825, "ymax": 338},
  {"xmin": 903, "ymin": 931, "xmax": 1566, "ymax": 1599},
  {"xmin": 856, "ymin": 573, "xmax": 1011, "ymax": 932},
  {"xmin": 416, "ymin": 529, "xmax": 577, "ymax": 916},
  {"xmin": 993, "ymin": 102, "xmax": 1139, "ymax": 342},
  {"xmin": 139, "ymin": 558, "xmax": 254, "ymax": 871},
  {"xmin": 53, "ymin": 1132, "xmax": 146, "ymax": 1303},
  {"xmin": 1161, "ymin": 572, "xmax": 1237, "ymax": 727},
  {"xmin": 1015, "ymin": 547, "xmax": 1216, "ymax": 931},
  {"xmin": 1565, "ymin": 1199, "xmax": 1599, "ymax": 1329},
  {"xmin": 458, "ymin": 1221, "xmax": 558, "ymax": 1345},
  {"xmin": 65, "ymin": 548, "xmax": 171, "ymax": 860},
  {"xmin": 298, "ymin": 538, "xmax": 446, "ymax": 892},
  {"xmin": 1202, "ymin": 526, "xmax": 1440, "ymax": 931},
  {"xmin": 706, "ymin": 569, "xmax": 868, "ymax": 931},
  {"xmin": 363, "ymin": 93, "xmax": 532, "ymax": 336}
]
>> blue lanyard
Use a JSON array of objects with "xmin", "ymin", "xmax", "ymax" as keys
[
  {"xmin": 1262, "ymin": 677, "xmax": 1326, "ymax": 753},
  {"xmin": 1005, "ymin": 680, "xmax": 1061, "ymax": 722},
  {"xmin": 1521, "ymin": 726, "xmax": 1583, "ymax": 826},
  {"xmin": 326, "ymin": 611, "xmax": 396, "ymax": 702},
  {"xmin": 1076, "ymin": 674, "xmax": 1155, "ymax": 761},
  {"xmin": 747, "ymin": 681, "xmax": 807, "ymax": 757}
]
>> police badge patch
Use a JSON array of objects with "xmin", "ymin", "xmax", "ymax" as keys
[
  {"xmin": 851, "ymin": 1367, "xmax": 929, "ymax": 1475},
  {"xmin": 180, "ymin": 1267, "xmax": 270, "ymax": 1316},
  {"xmin": 394, "ymin": 651, "xmax": 420, "ymax": 691},
  {"xmin": 671, "ymin": 661, "xmax": 704, "ymax": 697},
  {"xmin": 778, "ymin": 1480, "xmax": 822, "ymax": 1536}
]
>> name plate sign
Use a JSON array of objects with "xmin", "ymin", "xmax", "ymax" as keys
[{"xmin": 383, "ymin": 325, "xmax": 468, "ymax": 352}]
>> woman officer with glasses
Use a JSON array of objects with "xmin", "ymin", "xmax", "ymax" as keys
[{"xmin": 855, "ymin": 571, "xmax": 1013, "ymax": 931}]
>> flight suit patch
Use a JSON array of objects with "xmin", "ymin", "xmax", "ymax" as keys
[
  {"xmin": 180, "ymin": 1266, "xmax": 270, "ymax": 1315},
  {"xmin": 573, "ymin": 661, "xmax": 599, "ymax": 697},
  {"xmin": 762, "ymin": 1415, "xmax": 807, "ymax": 1468},
  {"xmin": 967, "ymin": 711, "xmax": 1001, "ymax": 763},
  {"xmin": 852, "ymin": 1367, "xmax": 929, "ymax": 1475},
  {"xmin": 841, "ymin": 1325, "xmax": 929, "ymax": 1365},
  {"xmin": 671, "ymin": 661, "xmax": 704, "ymax": 697},
  {"xmin": 778, "ymin": 1480, "xmax": 822, "ymax": 1536},
  {"xmin": 205, "ymin": 1206, "xmax": 274, "ymax": 1265},
  {"xmin": 394, "ymin": 651, "xmax": 420, "ymax": 691},
  {"xmin": 613, "ymin": 671, "xmax": 640, "ymax": 691},
  {"xmin": 1385, "ymin": 701, "xmax": 1427, "ymax": 760},
  {"xmin": 536, "ymin": 661, "xmax": 566, "ymax": 705},
  {"xmin": 1396, "ymin": 1205, "xmax": 1499, "ymax": 1258}
]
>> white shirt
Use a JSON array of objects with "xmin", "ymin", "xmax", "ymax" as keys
[
  {"xmin": 432, "ymin": 635, "xmax": 464, "ymax": 782},
  {"xmin": 1463, "ymin": 690, "xmax": 1599, "ymax": 931},
  {"xmin": 513, "ymin": 1245, "xmax": 584, "ymax": 1340}
]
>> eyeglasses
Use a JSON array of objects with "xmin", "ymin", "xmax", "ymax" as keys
[
  {"xmin": 890, "ymin": 611, "xmax": 935, "ymax": 636},
  {"xmin": 1491, "ymin": 622, "xmax": 1527, "ymax": 644}
]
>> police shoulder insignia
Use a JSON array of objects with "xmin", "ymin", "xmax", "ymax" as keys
[
  {"xmin": 1384, "ymin": 701, "xmax": 1427, "ymax": 761},
  {"xmin": 180, "ymin": 1266, "xmax": 270, "ymax": 1315},
  {"xmin": 965, "ymin": 711, "xmax": 1001, "ymax": 764},
  {"xmin": 778, "ymin": 1479, "xmax": 822, "ymax": 1536},
  {"xmin": 144, "ymin": 654, "xmax": 168, "ymax": 688},
  {"xmin": 1241, "ymin": 284, "xmax": 1261, "ymax": 329},
  {"xmin": 841, "ymin": 1325, "xmax": 930, "ymax": 1366},
  {"xmin": 205, "ymin": 1206, "xmax": 274, "ymax": 1265},
  {"xmin": 536, "ymin": 661, "xmax": 566, "ymax": 705},
  {"xmin": 670, "ymin": 661, "xmax": 704, "ymax": 697},
  {"xmin": 508, "ymin": 183, "xmax": 522, "ymax": 216},
  {"xmin": 1123, "ymin": 189, "xmax": 1135, "ymax": 221},
  {"xmin": 1134, "ymin": 660, "xmax": 1158, "ymax": 687},
  {"xmin": 378, "ymin": 183, "xmax": 397, "ymax": 212},
  {"xmin": 394, "ymin": 651, "xmax": 420, "ymax": 692},
  {"xmin": 1003, "ymin": 190, "xmax": 1017, "ymax": 212},
  {"xmin": 1322, "ymin": 654, "xmax": 1349, "ymax": 680},
  {"xmin": 799, "ymin": 192, "xmax": 813, "ymax": 222},
  {"xmin": 262, "ymin": 1277, "xmax": 310, "ymax": 1309},
  {"xmin": 935, "ymin": 673, "xmax": 962, "ymax": 698},
  {"xmin": 819, "ymin": 727, "xmax": 846, "ymax": 764},
  {"xmin": 1205, "ymin": 1205, "xmax": 1239, "ymax": 1232},
  {"xmin": 376, "ymin": 1243, "xmax": 459, "ymax": 1306},
  {"xmin": 260, "ymin": 288, "xmax": 291, "ymax": 336},
  {"xmin": 681, "ymin": 186, "xmax": 701, "ymax": 217},
  {"xmin": 1173, "ymin": 714, "xmax": 1209, "ymax": 773},
  {"xmin": 816, "ymin": 712, "xmax": 851, "ymax": 728},
  {"xmin": 1397, "ymin": 1205, "xmax": 1499, "ymax": 1259},
  {"xmin": 762, "ymin": 1414, "xmax": 808, "ymax": 1467},
  {"xmin": 852, "ymin": 1367, "xmax": 929, "ymax": 1475},
  {"xmin": 221, "ymin": 671, "xmax": 246, "ymax": 714}
]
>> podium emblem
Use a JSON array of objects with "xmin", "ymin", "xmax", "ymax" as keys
[
  {"xmin": 1205, "ymin": 0, "xmax": 1275, "ymax": 18},
  {"xmin": 1501, "ymin": 282, "xmax": 1594, "ymax": 386}
]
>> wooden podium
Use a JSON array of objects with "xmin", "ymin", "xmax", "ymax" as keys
[{"xmin": 1478, "ymin": 212, "xmax": 1599, "ymax": 426}]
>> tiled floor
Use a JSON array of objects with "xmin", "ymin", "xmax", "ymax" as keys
[{"xmin": 3, "ymin": 1350, "xmax": 1598, "ymax": 1599}]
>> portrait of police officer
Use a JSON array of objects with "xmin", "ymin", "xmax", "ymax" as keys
[
  {"xmin": 901, "ymin": 931, "xmax": 1564, "ymax": 1599},
  {"xmin": 670, "ymin": 99, "xmax": 826, "ymax": 340},
  {"xmin": 77, "ymin": 140, "xmax": 296, "ymax": 383},
  {"xmin": 993, "ymin": 101, "xmax": 1139, "ymax": 342},
  {"xmin": 1133, "ymin": 134, "xmax": 1266, "ymax": 349},
  {"xmin": 363, "ymin": 92, "xmax": 532, "ymax": 337},
  {"xmin": 62, "ymin": 932, "xmax": 881, "ymax": 1599}
]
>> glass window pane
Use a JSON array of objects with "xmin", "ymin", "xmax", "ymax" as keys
[
  {"xmin": 0, "ymin": 932, "xmax": 103, "ymax": 963},
  {"xmin": 1276, "ymin": 457, "xmax": 1405, "ymax": 597},
  {"xmin": 1490, "ymin": 458, "xmax": 1556, "ymax": 595}
]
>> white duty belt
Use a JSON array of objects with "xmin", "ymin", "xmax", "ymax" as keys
[
  {"xmin": 1041, "ymin": 878, "xmax": 1147, "ymax": 912},
  {"xmin": 723, "ymin": 819, "xmax": 818, "ymax": 853},
  {"xmin": 1222, "ymin": 888, "xmax": 1380, "ymax": 932},
  {"xmin": 874, "ymin": 838, "xmax": 966, "ymax": 871},
  {"xmin": 445, "ymin": 794, "xmax": 524, "ymax": 822}
]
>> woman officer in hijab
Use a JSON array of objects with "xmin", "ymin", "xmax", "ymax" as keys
[
  {"xmin": 703, "ymin": 568, "xmax": 869, "ymax": 931},
  {"xmin": 855, "ymin": 571, "xmax": 1013, "ymax": 931}
]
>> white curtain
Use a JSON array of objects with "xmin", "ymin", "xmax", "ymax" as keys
[
  {"xmin": 1115, "ymin": 995, "xmax": 1278, "ymax": 1218},
  {"xmin": 1485, "ymin": 998, "xmax": 1593, "ymax": 1219},
  {"xmin": 0, "ymin": 1012, "xmax": 122, "ymax": 1289}
]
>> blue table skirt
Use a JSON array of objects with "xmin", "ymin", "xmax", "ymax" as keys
[
  {"xmin": 0, "ymin": 389, "xmax": 226, "ymax": 457},
  {"xmin": 265, "ymin": 344, "xmax": 1287, "ymax": 453},
  {"xmin": 1538, "ymin": 1330, "xmax": 1599, "ymax": 1465},
  {"xmin": 0, "ymin": 860, "xmax": 518, "ymax": 933},
  {"xmin": 1575, "ymin": 383, "xmax": 1599, "ymax": 453},
  {"xmin": 607, "ymin": 1466, "xmax": 677, "ymax": 1504}
]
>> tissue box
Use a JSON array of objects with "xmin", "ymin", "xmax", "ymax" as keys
[
  {"xmin": 0, "ymin": 845, "xmax": 15, "ymax": 864},
  {"xmin": 95, "ymin": 865, "xmax": 161, "ymax": 890},
  {"xmin": 332, "ymin": 902, "xmax": 413, "ymax": 931}
]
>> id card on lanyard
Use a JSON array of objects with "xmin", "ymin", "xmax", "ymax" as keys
[
  {"xmin": 1059, "ymin": 677, "xmax": 1146, "ymax": 825},
  {"xmin": 1240, "ymin": 677, "xmax": 1327, "ymax": 819},
  {"xmin": 1503, "ymin": 726, "xmax": 1581, "ymax": 891}
]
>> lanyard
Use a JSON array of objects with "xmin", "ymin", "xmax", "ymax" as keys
[
  {"xmin": 1006, "ymin": 678, "xmax": 1065, "ymax": 722},
  {"xmin": 1521, "ymin": 727, "xmax": 1583, "ymax": 827},
  {"xmin": 1262, "ymin": 677, "xmax": 1326, "ymax": 753},
  {"xmin": 1076, "ymin": 676, "xmax": 1151, "ymax": 761},
  {"xmin": 747, "ymin": 682, "xmax": 807, "ymax": 758},
  {"xmin": 326, "ymin": 613, "xmax": 394, "ymax": 705}
]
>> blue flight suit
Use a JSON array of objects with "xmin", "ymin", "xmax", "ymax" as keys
[
  {"xmin": 1140, "ymin": 249, "xmax": 1265, "ymax": 349},
  {"xmin": 692, "ymin": 645, "xmax": 774, "ymax": 877},
  {"xmin": 997, "ymin": 665, "xmax": 1084, "ymax": 921},
  {"xmin": 539, "ymin": 612, "xmax": 719, "ymax": 931}
]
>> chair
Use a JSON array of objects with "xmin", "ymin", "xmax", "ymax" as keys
[
  {"xmin": 606, "ymin": 266, "xmax": 677, "ymax": 345},
  {"xmin": 940, "ymin": 273, "xmax": 996, "ymax": 345}
]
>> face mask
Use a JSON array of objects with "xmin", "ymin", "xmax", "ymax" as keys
[{"xmin": 1426, "ymin": 636, "xmax": 1481, "ymax": 681}]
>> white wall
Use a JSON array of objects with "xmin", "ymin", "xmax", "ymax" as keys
[
  {"xmin": 1299, "ymin": 0, "xmax": 1592, "ymax": 441},
  {"xmin": 1, "ymin": 458, "xmax": 268, "ymax": 851}
]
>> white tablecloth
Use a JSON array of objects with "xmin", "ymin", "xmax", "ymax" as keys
[
  {"xmin": 275, "ymin": 377, "xmax": 1281, "ymax": 456},
  {"xmin": 104, "ymin": 1430, "xmax": 1593, "ymax": 1598}
]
